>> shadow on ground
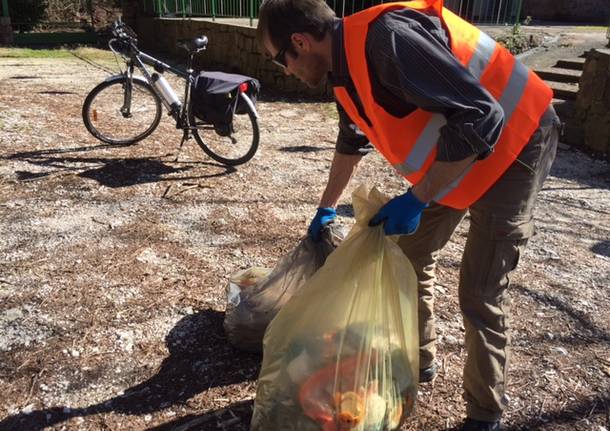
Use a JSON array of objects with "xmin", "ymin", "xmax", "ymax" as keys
[
  {"xmin": 591, "ymin": 240, "xmax": 610, "ymax": 257},
  {"xmin": 513, "ymin": 283, "xmax": 610, "ymax": 345},
  {"xmin": 440, "ymin": 394, "xmax": 610, "ymax": 431},
  {"xmin": 504, "ymin": 394, "xmax": 610, "ymax": 431},
  {"xmin": 547, "ymin": 148, "xmax": 610, "ymax": 190},
  {"xmin": 0, "ymin": 309, "xmax": 261, "ymax": 431},
  {"xmin": 278, "ymin": 145, "xmax": 333, "ymax": 153},
  {"xmin": 147, "ymin": 399, "xmax": 254, "ymax": 431},
  {"xmin": 2, "ymin": 286, "xmax": 608, "ymax": 430},
  {"xmin": 147, "ymin": 381, "xmax": 610, "ymax": 431},
  {"xmin": 3, "ymin": 145, "xmax": 236, "ymax": 187}
]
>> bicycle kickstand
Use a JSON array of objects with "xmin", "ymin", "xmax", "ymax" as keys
[{"xmin": 174, "ymin": 129, "xmax": 190, "ymax": 162}]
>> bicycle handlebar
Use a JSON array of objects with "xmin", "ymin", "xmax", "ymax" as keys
[
  {"xmin": 108, "ymin": 19, "xmax": 189, "ymax": 80},
  {"xmin": 111, "ymin": 19, "xmax": 138, "ymax": 44}
]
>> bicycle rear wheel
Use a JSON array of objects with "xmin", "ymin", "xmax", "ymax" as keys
[
  {"xmin": 82, "ymin": 76, "xmax": 162, "ymax": 145},
  {"xmin": 190, "ymin": 92, "xmax": 259, "ymax": 166}
]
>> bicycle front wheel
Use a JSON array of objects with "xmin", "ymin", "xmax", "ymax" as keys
[
  {"xmin": 190, "ymin": 92, "xmax": 259, "ymax": 166},
  {"xmin": 82, "ymin": 77, "xmax": 162, "ymax": 145}
]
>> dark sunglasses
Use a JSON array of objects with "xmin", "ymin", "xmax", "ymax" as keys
[{"xmin": 271, "ymin": 43, "xmax": 291, "ymax": 69}]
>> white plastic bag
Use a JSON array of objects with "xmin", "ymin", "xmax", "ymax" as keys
[{"xmin": 224, "ymin": 226, "xmax": 343, "ymax": 352}]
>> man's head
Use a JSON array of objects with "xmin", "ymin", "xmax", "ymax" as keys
[{"xmin": 257, "ymin": 0, "xmax": 336, "ymax": 87}]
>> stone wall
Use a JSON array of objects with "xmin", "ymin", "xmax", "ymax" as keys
[
  {"xmin": 134, "ymin": 17, "xmax": 331, "ymax": 98},
  {"xmin": 570, "ymin": 49, "xmax": 610, "ymax": 158},
  {"xmin": 0, "ymin": 16, "xmax": 13, "ymax": 45},
  {"xmin": 523, "ymin": 0, "xmax": 610, "ymax": 23}
]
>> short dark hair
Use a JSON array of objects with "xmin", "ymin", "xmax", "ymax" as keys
[{"xmin": 257, "ymin": 0, "xmax": 336, "ymax": 52}]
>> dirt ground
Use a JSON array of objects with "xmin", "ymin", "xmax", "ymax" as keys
[{"xmin": 0, "ymin": 35, "xmax": 609, "ymax": 431}]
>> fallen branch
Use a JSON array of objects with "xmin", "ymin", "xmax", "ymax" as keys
[{"xmin": 162, "ymin": 183, "xmax": 212, "ymax": 199}]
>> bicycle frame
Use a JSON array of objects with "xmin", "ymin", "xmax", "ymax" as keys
[
  {"xmin": 120, "ymin": 46, "xmax": 260, "ymax": 131},
  {"xmin": 110, "ymin": 37, "xmax": 197, "ymax": 132},
  {"xmin": 84, "ymin": 21, "xmax": 261, "ymax": 165}
]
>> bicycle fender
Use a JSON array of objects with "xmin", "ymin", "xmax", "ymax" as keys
[
  {"xmin": 239, "ymin": 92, "xmax": 259, "ymax": 118},
  {"xmin": 102, "ymin": 74, "xmax": 150, "ymax": 86}
]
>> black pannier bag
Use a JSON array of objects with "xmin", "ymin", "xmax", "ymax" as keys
[{"xmin": 191, "ymin": 71, "xmax": 260, "ymax": 136}]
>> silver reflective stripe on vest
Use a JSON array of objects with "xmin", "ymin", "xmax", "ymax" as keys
[
  {"xmin": 498, "ymin": 60, "xmax": 529, "ymax": 122},
  {"xmin": 433, "ymin": 167, "xmax": 471, "ymax": 202},
  {"xmin": 467, "ymin": 31, "xmax": 496, "ymax": 80},
  {"xmin": 393, "ymin": 113, "xmax": 447, "ymax": 175}
]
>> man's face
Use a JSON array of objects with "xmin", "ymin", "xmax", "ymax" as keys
[{"xmin": 263, "ymin": 34, "xmax": 328, "ymax": 88}]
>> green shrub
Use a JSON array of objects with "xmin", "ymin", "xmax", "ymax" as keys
[{"xmin": 496, "ymin": 24, "xmax": 531, "ymax": 55}]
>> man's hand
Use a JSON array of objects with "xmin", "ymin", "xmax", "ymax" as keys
[
  {"xmin": 308, "ymin": 207, "xmax": 337, "ymax": 241},
  {"xmin": 369, "ymin": 189, "xmax": 427, "ymax": 235}
]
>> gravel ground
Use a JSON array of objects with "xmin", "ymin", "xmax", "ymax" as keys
[{"xmin": 0, "ymin": 36, "xmax": 609, "ymax": 431}]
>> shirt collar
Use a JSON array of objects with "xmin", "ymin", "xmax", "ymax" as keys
[{"xmin": 328, "ymin": 18, "xmax": 350, "ymax": 87}]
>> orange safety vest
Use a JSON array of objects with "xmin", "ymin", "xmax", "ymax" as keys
[{"xmin": 333, "ymin": 1, "xmax": 553, "ymax": 209}]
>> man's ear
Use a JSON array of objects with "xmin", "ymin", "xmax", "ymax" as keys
[{"xmin": 291, "ymin": 33, "xmax": 311, "ymax": 53}]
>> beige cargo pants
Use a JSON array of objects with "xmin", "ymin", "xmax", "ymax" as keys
[{"xmin": 398, "ymin": 106, "xmax": 560, "ymax": 421}]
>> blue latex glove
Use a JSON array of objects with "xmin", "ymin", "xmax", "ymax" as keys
[
  {"xmin": 308, "ymin": 207, "xmax": 337, "ymax": 242},
  {"xmin": 369, "ymin": 189, "xmax": 427, "ymax": 236}
]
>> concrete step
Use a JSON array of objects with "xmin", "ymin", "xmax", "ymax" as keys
[
  {"xmin": 554, "ymin": 57, "xmax": 586, "ymax": 71},
  {"xmin": 549, "ymin": 81, "xmax": 579, "ymax": 101},
  {"xmin": 535, "ymin": 67, "xmax": 582, "ymax": 84}
]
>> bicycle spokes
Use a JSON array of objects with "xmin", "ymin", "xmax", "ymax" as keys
[{"xmin": 83, "ymin": 77, "xmax": 161, "ymax": 145}]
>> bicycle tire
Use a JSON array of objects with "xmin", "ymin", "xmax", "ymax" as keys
[
  {"xmin": 82, "ymin": 76, "xmax": 162, "ymax": 146},
  {"xmin": 190, "ymin": 92, "xmax": 260, "ymax": 166}
]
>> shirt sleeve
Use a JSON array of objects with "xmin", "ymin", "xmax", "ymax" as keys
[
  {"xmin": 335, "ymin": 102, "xmax": 375, "ymax": 155},
  {"xmin": 366, "ymin": 10, "xmax": 505, "ymax": 162}
]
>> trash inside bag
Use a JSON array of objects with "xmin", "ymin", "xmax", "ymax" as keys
[
  {"xmin": 251, "ymin": 186, "xmax": 419, "ymax": 431},
  {"xmin": 224, "ymin": 225, "xmax": 344, "ymax": 352}
]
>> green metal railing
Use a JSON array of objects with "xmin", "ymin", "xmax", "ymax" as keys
[
  {"xmin": 139, "ymin": 0, "xmax": 260, "ymax": 22},
  {"xmin": 140, "ymin": 0, "xmax": 524, "ymax": 26},
  {"xmin": 445, "ymin": 0, "xmax": 522, "ymax": 24}
]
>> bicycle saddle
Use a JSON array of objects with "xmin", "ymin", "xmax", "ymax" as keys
[
  {"xmin": 178, "ymin": 36, "xmax": 208, "ymax": 52},
  {"xmin": 192, "ymin": 36, "xmax": 208, "ymax": 50}
]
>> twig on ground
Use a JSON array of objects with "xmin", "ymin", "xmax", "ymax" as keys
[
  {"xmin": 537, "ymin": 397, "xmax": 547, "ymax": 420},
  {"xmin": 163, "ymin": 183, "xmax": 212, "ymax": 199},
  {"xmin": 428, "ymin": 370, "xmax": 438, "ymax": 402},
  {"xmin": 172, "ymin": 399, "xmax": 252, "ymax": 431},
  {"xmin": 22, "ymin": 368, "xmax": 45, "ymax": 407},
  {"xmin": 162, "ymin": 184, "xmax": 173, "ymax": 198},
  {"xmin": 586, "ymin": 399, "xmax": 598, "ymax": 418},
  {"xmin": 594, "ymin": 353, "xmax": 610, "ymax": 367},
  {"xmin": 16, "ymin": 359, "xmax": 32, "ymax": 372}
]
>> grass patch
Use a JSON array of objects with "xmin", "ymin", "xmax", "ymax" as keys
[
  {"xmin": 0, "ymin": 47, "xmax": 115, "ymax": 61},
  {"xmin": 321, "ymin": 102, "xmax": 339, "ymax": 121},
  {"xmin": 569, "ymin": 26, "xmax": 608, "ymax": 32}
]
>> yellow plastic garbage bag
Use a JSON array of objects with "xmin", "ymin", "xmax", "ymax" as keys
[{"xmin": 251, "ymin": 185, "xmax": 419, "ymax": 431}]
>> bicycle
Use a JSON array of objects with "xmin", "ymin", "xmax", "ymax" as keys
[{"xmin": 82, "ymin": 20, "xmax": 260, "ymax": 166}]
